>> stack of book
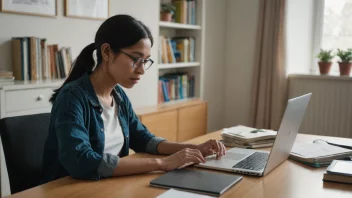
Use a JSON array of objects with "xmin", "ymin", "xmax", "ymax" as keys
[
  {"xmin": 0, "ymin": 71, "xmax": 15, "ymax": 82},
  {"xmin": 221, "ymin": 125, "xmax": 277, "ymax": 149},
  {"xmin": 290, "ymin": 141, "xmax": 352, "ymax": 167},
  {"xmin": 158, "ymin": 72, "xmax": 195, "ymax": 103},
  {"xmin": 323, "ymin": 160, "xmax": 352, "ymax": 184},
  {"xmin": 11, "ymin": 36, "xmax": 72, "ymax": 81},
  {"xmin": 159, "ymin": 36, "xmax": 195, "ymax": 64}
]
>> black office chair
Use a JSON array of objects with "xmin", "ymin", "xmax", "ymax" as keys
[{"xmin": 0, "ymin": 113, "xmax": 50, "ymax": 194}]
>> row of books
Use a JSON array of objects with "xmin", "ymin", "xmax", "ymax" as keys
[
  {"xmin": 159, "ymin": 36, "xmax": 195, "ymax": 64},
  {"xmin": 172, "ymin": 0, "xmax": 196, "ymax": 25},
  {"xmin": 11, "ymin": 37, "xmax": 72, "ymax": 81},
  {"xmin": 158, "ymin": 73, "xmax": 195, "ymax": 103}
]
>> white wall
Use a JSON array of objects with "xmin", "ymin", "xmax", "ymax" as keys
[
  {"xmin": 203, "ymin": 0, "xmax": 227, "ymax": 132},
  {"xmin": 285, "ymin": 0, "xmax": 315, "ymax": 75},
  {"xmin": 223, "ymin": 0, "xmax": 260, "ymax": 127},
  {"xmin": 0, "ymin": 0, "xmax": 159, "ymax": 108}
]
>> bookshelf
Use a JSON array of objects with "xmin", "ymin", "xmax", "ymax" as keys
[
  {"xmin": 159, "ymin": 21, "xmax": 201, "ymax": 30},
  {"xmin": 158, "ymin": 0, "xmax": 205, "ymax": 104},
  {"xmin": 159, "ymin": 62, "xmax": 200, "ymax": 69}
]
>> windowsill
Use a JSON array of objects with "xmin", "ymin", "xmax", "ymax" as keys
[{"xmin": 288, "ymin": 73, "xmax": 352, "ymax": 81}]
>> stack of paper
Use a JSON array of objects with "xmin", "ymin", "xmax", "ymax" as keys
[
  {"xmin": 290, "ymin": 142, "xmax": 352, "ymax": 167},
  {"xmin": 221, "ymin": 125, "xmax": 277, "ymax": 149},
  {"xmin": 157, "ymin": 189, "xmax": 214, "ymax": 198}
]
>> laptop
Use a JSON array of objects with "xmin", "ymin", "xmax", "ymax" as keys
[
  {"xmin": 196, "ymin": 93, "xmax": 312, "ymax": 176},
  {"xmin": 150, "ymin": 169, "xmax": 243, "ymax": 197}
]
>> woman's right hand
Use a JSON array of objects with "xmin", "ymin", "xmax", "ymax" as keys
[{"xmin": 159, "ymin": 148, "xmax": 206, "ymax": 172}]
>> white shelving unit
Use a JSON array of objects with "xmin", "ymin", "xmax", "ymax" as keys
[
  {"xmin": 159, "ymin": 21, "xmax": 201, "ymax": 30},
  {"xmin": 158, "ymin": 0, "xmax": 205, "ymax": 104},
  {"xmin": 158, "ymin": 62, "xmax": 201, "ymax": 69}
]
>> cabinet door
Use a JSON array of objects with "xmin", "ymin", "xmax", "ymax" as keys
[
  {"xmin": 178, "ymin": 103, "xmax": 207, "ymax": 142},
  {"xmin": 140, "ymin": 110, "xmax": 178, "ymax": 142}
]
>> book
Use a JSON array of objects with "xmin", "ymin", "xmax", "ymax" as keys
[
  {"xmin": 221, "ymin": 139, "xmax": 274, "ymax": 149},
  {"xmin": 323, "ymin": 173, "xmax": 352, "ymax": 184},
  {"xmin": 158, "ymin": 36, "xmax": 195, "ymax": 64},
  {"xmin": 171, "ymin": 0, "xmax": 196, "ymax": 25},
  {"xmin": 221, "ymin": 125, "xmax": 277, "ymax": 143},
  {"xmin": 11, "ymin": 37, "xmax": 72, "ymax": 81},
  {"xmin": 323, "ymin": 160, "xmax": 352, "ymax": 184},
  {"xmin": 158, "ymin": 73, "xmax": 195, "ymax": 103},
  {"xmin": 289, "ymin": 142, "xmax": 352, "ymax": 166},
  {"xmin": 327, "ymin": 160, "xmax": 352, "ymax": 176}
]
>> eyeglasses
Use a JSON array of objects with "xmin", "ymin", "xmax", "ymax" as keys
[{"xmin": 119, "ymin": 50, "xmax": 154, "ymax": 70}]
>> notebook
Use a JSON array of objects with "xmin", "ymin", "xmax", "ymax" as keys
[
  {"xmin": 327, "ymin": 160, "xmax": 352, "ymax": 176},
  {"xmin": 289, "ymin": 141, "xmax": 352, "ymax": 167},
  {"xmin": 220, "ymin": 139, "xmax": 274, "ymax": 148},
  {"xmin": 150, "ymin": 169, "xmax": 242, "ymax": 197},
  {"xmin": 157, "ymin": 189, "xmax": 214, "ymax": 198},
  {"xmin": 221, "ymin": 125, "xmax": 277, "ymax": 143},
  {"xmin": 323, "ymin": 160, "xmax": 352, "ymax": 184}
]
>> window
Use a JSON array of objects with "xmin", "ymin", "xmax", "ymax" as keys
[{"xmin": 313, "ymin": 0, "xmax": 352, "ymax": 74}]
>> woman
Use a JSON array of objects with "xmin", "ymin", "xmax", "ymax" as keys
[{"xmin": 41, "ymin": 14, "xmax": 226, "ymax": 183}]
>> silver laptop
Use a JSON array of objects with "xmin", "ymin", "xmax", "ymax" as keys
[{"xmin": 196, "ymin": 93, "xmax": 312, "ymax": 176}]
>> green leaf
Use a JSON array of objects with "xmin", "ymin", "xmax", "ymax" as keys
[{"xmin": 316, "ymin": 49, "xmax": 334, "ymax": 62}]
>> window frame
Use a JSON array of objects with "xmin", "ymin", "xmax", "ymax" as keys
[{"xmin": 311, "ymin": 0, "xmax": 325, "ymax": 74}]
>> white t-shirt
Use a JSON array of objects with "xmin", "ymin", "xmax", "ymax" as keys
[{"xmin": 98, "ymin": 96, "xmax": 124, "ymax": 156}]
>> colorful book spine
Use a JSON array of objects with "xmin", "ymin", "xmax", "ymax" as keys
[
  {"xmin": 159, "ymin": 36, "xmax": 196, "ymax": 64},
  {"xmin": 158, "ymin": 73, "xmax": 195, "ymax": 103},
  {"xmin": 11, "ymin": 36, "xmax": 72, "ymax": 81},
  {"xmin": 171, "ymin": 0, "xmax": 196, "ymax": 25}
]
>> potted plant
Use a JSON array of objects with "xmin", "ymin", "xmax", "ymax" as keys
[
  {"xmin": 160, "ymin": 4, "xmax": 175, "ymax": 22},
  {"xmin": 316, "ymin": 49, "xmax": 334, "ymax": 75},
  {"xmin": 336, "ymin": 48, "xmax": 352, "ymax": 76}
]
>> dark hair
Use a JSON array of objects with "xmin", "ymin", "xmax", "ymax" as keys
[{"xmin": 49, "ymin": 14, "xmax": 154, "ymax": 103}]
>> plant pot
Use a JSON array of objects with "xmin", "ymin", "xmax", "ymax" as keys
[
  {"xmin": 338, "ymin": 62, "xmax": 352, "ymax": 76},
  {"xmin": 318, "ymin": 62, "xmax": 332, "ymax": 75},
  {"xmin": 160, "ymin": 12, "xmax": 172, "ymax": 22}
]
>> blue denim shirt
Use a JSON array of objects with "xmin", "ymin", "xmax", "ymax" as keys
[{"xmin": 41, "ymin": 73, "xmax": 165, "ymax": 183}]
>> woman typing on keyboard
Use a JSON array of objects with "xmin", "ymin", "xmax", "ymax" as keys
[{"xmin": 41, "ymin": 14, "xmax": 226, "ymax": 184}]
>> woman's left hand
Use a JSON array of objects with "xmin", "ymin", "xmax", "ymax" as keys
[{"xmin": 196, "ymin": 139, "xmax": 226, "ymax": 160}]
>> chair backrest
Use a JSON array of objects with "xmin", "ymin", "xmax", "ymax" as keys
[{"xmin": 0, "ymin": 113, "xmax": 51, "ymax": 194}]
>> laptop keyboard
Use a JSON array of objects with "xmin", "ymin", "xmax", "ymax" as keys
[{"xmin": 232, "ymin": 152, "xmax": 269, "ymax": 171}]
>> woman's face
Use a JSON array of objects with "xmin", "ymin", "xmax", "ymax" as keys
[{"xmin": 105, "ymin": 38, "xmax": 152, "ymax": 89}]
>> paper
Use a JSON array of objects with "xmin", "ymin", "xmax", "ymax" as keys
[
  {"xmin": 67, "ymin": 0, "xmax": 109, "ymax": 18},
  {"xmin": 331, "ymin": 161, "xmax": 352, "ymax": 175},
  {"xmin": 291, "ymin": 142, "xmax": 352, "ymax": 158},
  {"xmin": 222, "ymin": 125, "xmax": 277, "ymax": 139},
  {"xmin": 157, "ymin": 189, "xmax": 214, "ymax": 198},
  {"xmin": 3, "ymin": 0, "xmax": 56, "ymax": 16}
]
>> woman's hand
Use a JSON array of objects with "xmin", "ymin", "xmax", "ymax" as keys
[
  {"xmin": 159, "ymin": 148, "xmax": 206, "ymax": 172},
  {"xmin": 196, "ymin": 139, "xmax": 226, "ymax": 159}
]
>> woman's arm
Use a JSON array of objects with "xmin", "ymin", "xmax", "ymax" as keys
[
  {"xmin": 112, "ymin": 157, "xmax": 161, "ymax": 176},
  {"xmin": 112, "ymin": 147, "xmax": 206, "ymax": 176},
  {"xmin": 54, "ymin": 89, "xmax": 117, "ymax": 179},
  {"xmin": 157, "ymin": 139, "xmax": 227, "ymax": 159},
  {"xmin": 156, "ymin": 141, "xmax": 197, "ymax": 155},
  {"xmin": 111, "ymin": 142, "xmax": 205, "ymax": 176}
]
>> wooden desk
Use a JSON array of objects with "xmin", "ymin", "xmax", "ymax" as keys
[{"xmin": 6, "ymin": 132, "xmax": 352, "ymax": 198}]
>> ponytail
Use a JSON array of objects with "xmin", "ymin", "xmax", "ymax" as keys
[{"xmin": 49, "ymin": 43, "xmax": 96, "ymax": 104}]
